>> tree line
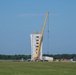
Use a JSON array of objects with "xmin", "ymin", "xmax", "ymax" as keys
[
  {"xmin": 0, "ymin": 55, "xmax": 31, "ymax": 60},
  {"xmin": 0, "ymin": 54, "xmax": 76, "ymax": 60}
]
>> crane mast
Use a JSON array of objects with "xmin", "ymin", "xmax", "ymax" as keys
[{"xmin": 34, "ymin": 12, "xmax": 48, "ymax": 61}]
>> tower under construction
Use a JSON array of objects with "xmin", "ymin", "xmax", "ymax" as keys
[
  {"xmin": 30, "ymin": 33, "xmax": 42, "ymax": 61},
  {"xmin": 30, "ymin": 12, "xmax": 48, "ymax": 61}
]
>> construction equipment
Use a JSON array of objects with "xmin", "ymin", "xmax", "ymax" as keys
[{"xmin": 34, "ymin": 12, "xmax": 49, "ymax": 61}]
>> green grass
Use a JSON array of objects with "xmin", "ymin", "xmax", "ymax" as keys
[{"xmin": 0, "ymin": 61, "xmax": 76, "ymax": 75}]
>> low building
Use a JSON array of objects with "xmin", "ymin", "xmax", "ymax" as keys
[{"xmin": 42, "ymin": 56, "xmax": 53, "ymax": 62}]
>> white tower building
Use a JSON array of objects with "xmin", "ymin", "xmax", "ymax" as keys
[{"xmin": 30, "ymin": 33, "xmax": 42, "ymax": 61}]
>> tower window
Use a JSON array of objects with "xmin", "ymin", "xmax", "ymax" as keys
[
  {"xmin": 36, "ymin": 42, "xmax": 39, "ymax": 44},
  {"xmin": 36, "ymin": 46, "xmax": 38, "ymax": 47},
  {"xmin": 36, "ymin": 39, "xmax": 39, "ymax": 41},
  {"xmin": 36, "ymin": 36, "xmax": 39, "ymax": 38},
  {"xmin": 36, "ymin": 49, "xmax": 38, "ymax": 50}
]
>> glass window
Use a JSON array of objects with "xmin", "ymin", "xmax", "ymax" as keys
[{"xmin": 36, "ymin": 36, "xmax": 39, "ymax": 38}]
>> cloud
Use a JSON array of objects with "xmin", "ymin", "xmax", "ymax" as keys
[
  {"xmin": 17, "ymin": 13, "xmax": 44, "ymax": 17},
  {"xmin": 16, "ymin": 13, "xmax": 61, "ymax": 17},
  {"xmin": 49, "ymin": 13, "xmax": 61, "ymax": 16}
]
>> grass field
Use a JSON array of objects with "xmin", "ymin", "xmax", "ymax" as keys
[{"xmin": 0, "ymin": 61, "xmax": 76, "ymax": 75}]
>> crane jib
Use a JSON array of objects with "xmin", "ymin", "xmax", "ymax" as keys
[{"xmin": 34, "ymin": 12, "xmax": 48, "ymax": 61}]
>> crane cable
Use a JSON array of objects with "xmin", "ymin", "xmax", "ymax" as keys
[{"xmin": 47, "ymin": 12, "xmax": 50, "ymax": 54}]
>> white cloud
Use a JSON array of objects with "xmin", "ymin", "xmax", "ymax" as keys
[
  {"xmin": 16, "ymin": 13, "xmax": 61, "ymax": 17},
  {"xmin": 17, "ymin": 13, "xmax": 44, "ymax": 17}
]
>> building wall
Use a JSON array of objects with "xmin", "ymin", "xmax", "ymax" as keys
[{"xmin": 30, "ymin": 33, "xmax": 42, "ymax": 60}]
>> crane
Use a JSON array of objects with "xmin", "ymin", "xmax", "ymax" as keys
[{"xmin": 34, "ymin": 12, "xmax": 49, "ymax": 61}]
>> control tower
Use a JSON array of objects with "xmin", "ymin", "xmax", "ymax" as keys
[{"xmin": 30, "ymin": 33, "xmax": 42, "ymax": 61}]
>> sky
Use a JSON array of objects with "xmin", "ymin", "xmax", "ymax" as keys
[{"xmin": 0, "ymin": 0, "xmax": 76, "ymax": 55}]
